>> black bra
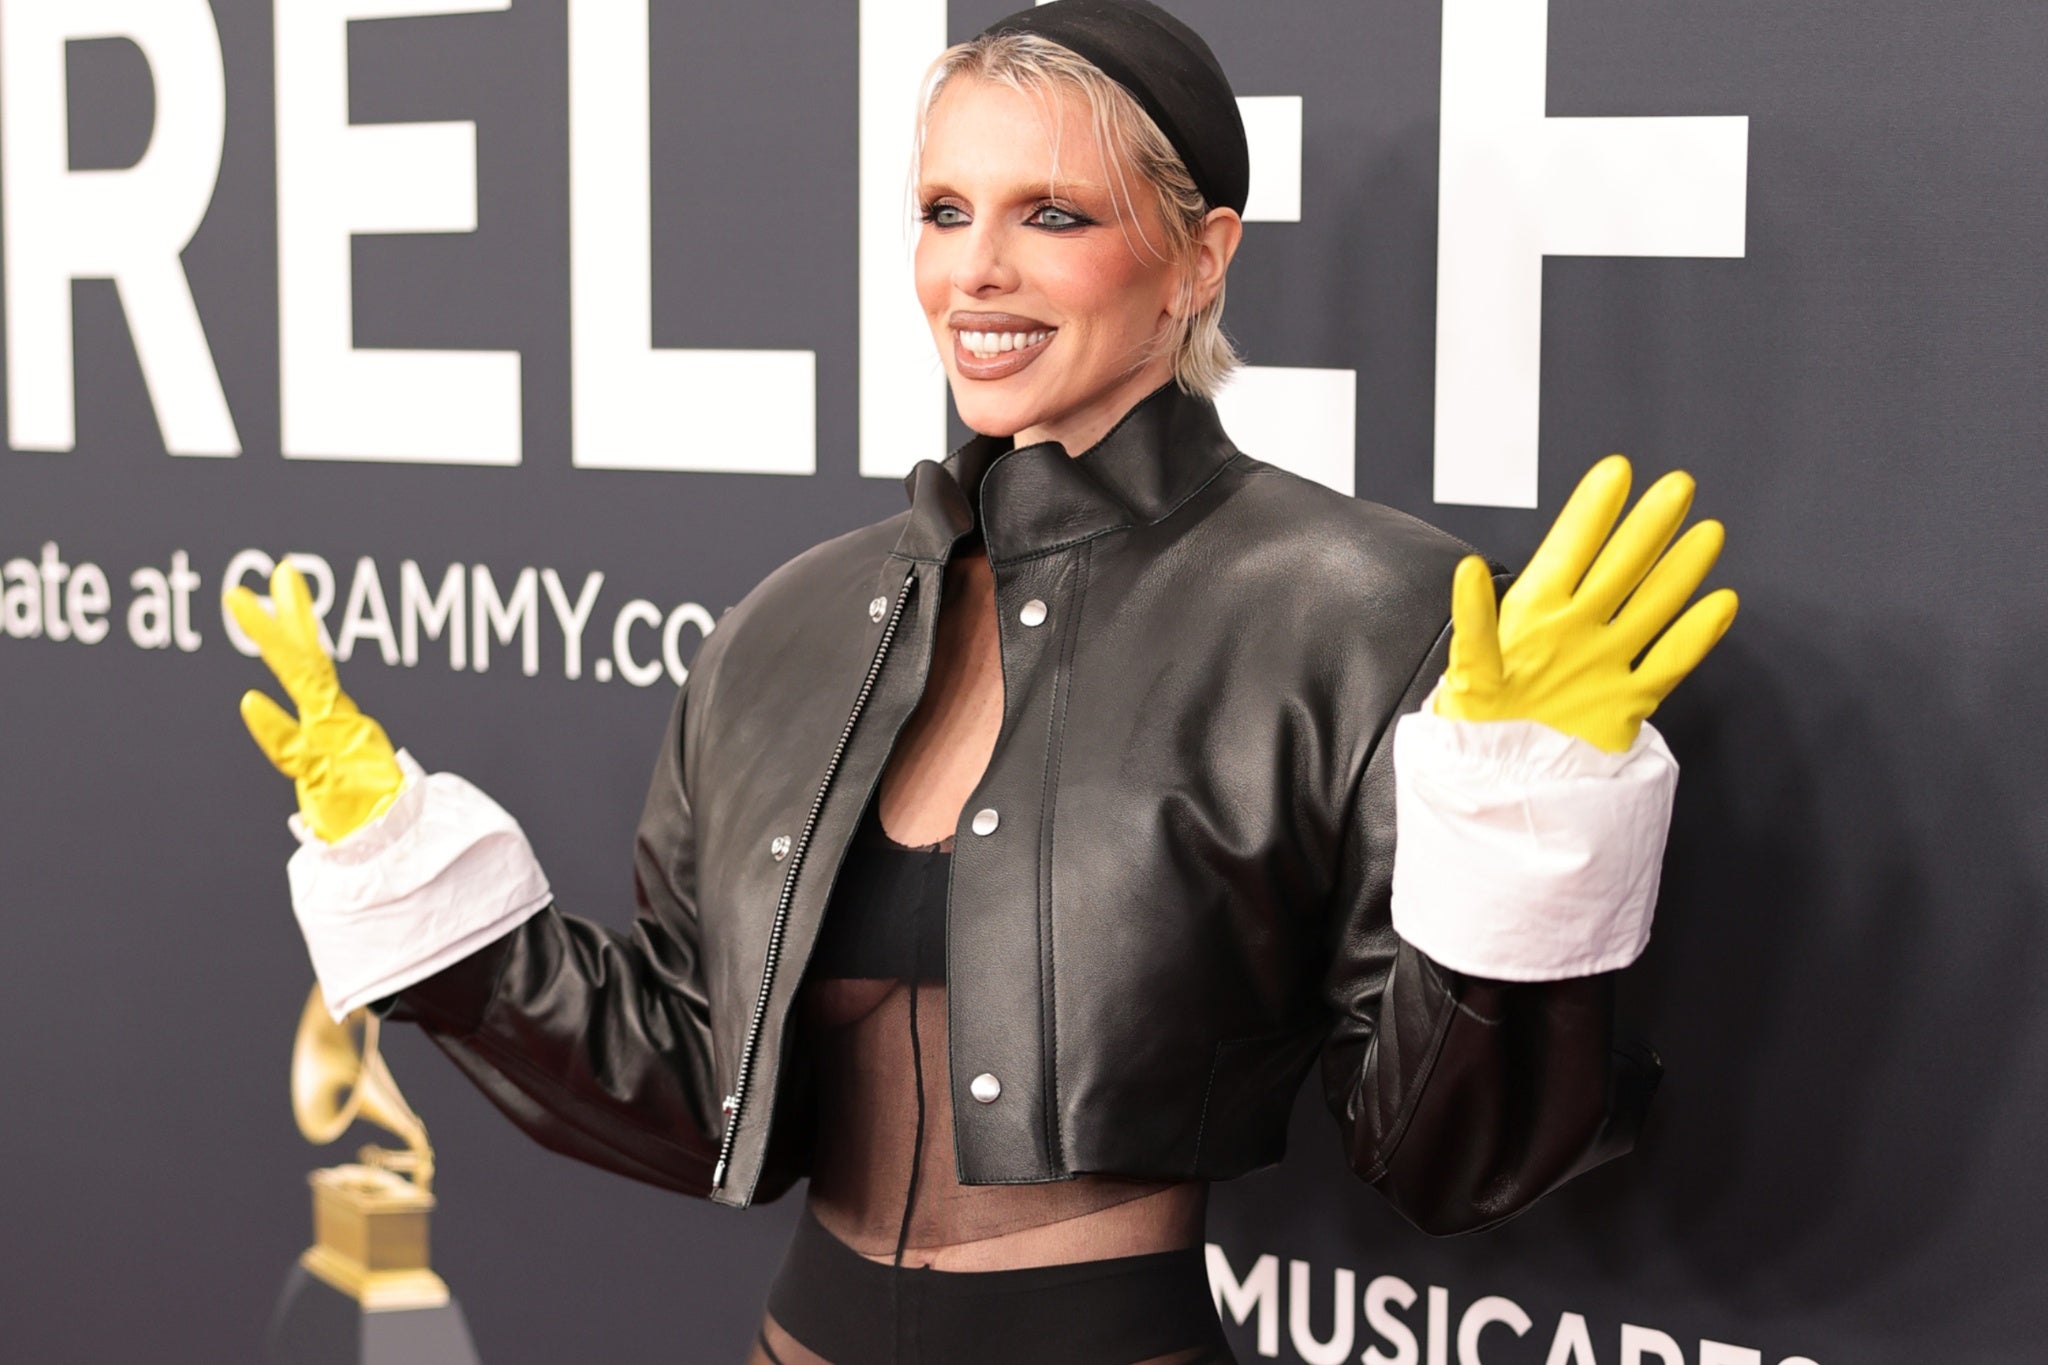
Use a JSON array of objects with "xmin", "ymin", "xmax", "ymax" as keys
[{"xmin": 805, "ymin": 797, "xmax": 950, "ymax": 983}]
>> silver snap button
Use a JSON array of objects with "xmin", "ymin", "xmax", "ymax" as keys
[
  {"xmin": 770, "ymin": 834, "xmax": 791, "ymax": 861},
  {"xmin": 971, "ymin": 808, "xmax": 999, "ymax": 837},
  {"xmin": 868, "ymin": 596, "xmax": 888, "ymax": 623},
  {"xmin": 970, "ymin": 1072, "xmax": 1002, "ymax": 1103},
  {"xmin": 1019, "ymin": 599, "xmax": 1048, "ymax": 627}
]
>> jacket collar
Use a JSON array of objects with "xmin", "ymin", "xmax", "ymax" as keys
[{"xmin": 894, "ymin": 382, "xmax": 1240, "ymax": 566}]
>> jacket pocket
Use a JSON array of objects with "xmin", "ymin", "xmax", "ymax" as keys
[{"xmin": 1192, "ymin": 1025, "xmax": 1325, "ymax": 1178}]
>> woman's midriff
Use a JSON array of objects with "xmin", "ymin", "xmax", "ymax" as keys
[
  {"xmin": 801, "ymin": 977, "xmax": 1209, "ymax": 1271},
  {"xmin": 813, "ymin": 1180, "xmax": 1210, "ymax": 1272}
]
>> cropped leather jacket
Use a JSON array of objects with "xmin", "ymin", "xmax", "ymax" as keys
[{"xmin": 386, "ymin": 382, "xmax": 1659, "ymax": 1235}]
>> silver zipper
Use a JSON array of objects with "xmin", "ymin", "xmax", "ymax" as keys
[{"xmin": 711, "ymin": 568, "xmax": 919, "ymax": 1192}]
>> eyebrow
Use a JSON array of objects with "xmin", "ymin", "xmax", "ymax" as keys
[{"xmin": 916, "ymin": 178, "xmax": 1115, "ymax": 201}]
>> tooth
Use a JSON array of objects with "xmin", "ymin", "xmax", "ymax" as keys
[{"xmin": 1001, "ymin": 333, "xmax": 1017, "ymax": 352}]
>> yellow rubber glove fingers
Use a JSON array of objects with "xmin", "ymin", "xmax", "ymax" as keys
[
  {"xmin": 1570, "ymin": 469, "xmax": 1696, "ymax": 622},
  {"xmin": 1437, "ymin": 554, "xmax": 1505, "ymax": 715},
  {"xmin": 1439, "ymin": 591, "xmax": 1621, "ymax": 745},
  {"xmin": 1513, "ymin": 453, "xmax": 1633, "ymax": 611},
  {"xmin": 270, "ymin": 563, "xmax": 347, "ymax": 715},
  {"xmin": 262, "ymin": 695, "xmax": 403, "ymax": 843},
  {"xmin": 233, "ymin": 565, "xmax": 345, "ymax": 713},
  {"xmin": 226, "ymin": 563, "xmax": 403, "ymax": 842},
  {"xmin": 223, "ymin": 579, "xmax": 290, "ymax": 664},
  {"xmin": 239, "ymin": 688, "xmax": 306, "ymax": 779},
  {"xmin": 241, "ymin": 685, "xmax": 400, "ymax": 839},
  {"xmin": 1436, "ymin": 458, "xmax": 1737, "ymax": 753},
  {"xmin": 1634, "ymin": 586, "xmax": 1740, "ymax": 702},
  {"xmin": 224, "ymin": 571, "xmax": 337, "ymax": 720},
  {"xmin": 1611, "ymin": 518, "xmax": 1726, "ymax": 654}
]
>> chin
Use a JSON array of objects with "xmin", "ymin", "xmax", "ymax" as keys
[{"xmin": 948, "ymin": 381, "xmax": 1050, "ymax": 441}]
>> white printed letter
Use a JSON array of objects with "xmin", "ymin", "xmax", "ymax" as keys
[
  {"xmin": 541, "ymin": 568, "xmax": 603, "ymax": 680},
  {"xmin": 856, "ymin": 0, "xmax": 949, "ymax": 479},
  {"xmin": 400, "ymin": 560, "xmax": 466, "ymax": 670},
  {"xmin": 1364, "ymin": 1275, "xmax": 1421, "ymax": 1365},
  {"xmin": 567, "ymin": 0, "xmax": 814, "ymax": 473},
  {"xmin": 472, "ymin": 565, "xmax": 538, "ymax": 676},
  {"xmin": 1205, "ymin": 1246, "xmax": 1278, "ymax": 1359},
  {"xmin": 1622, "ymin": 1324, "xmax": 1686, "ymax": 1365},
  {"xmin": 337, "ymin": 558, "xmax": 399, "ymax": 665},
  {"xmin": 1701, "ymin": 1346, "xmax": 1762, "ymax": 1365},
  {"xmin": 0, "ymin": 0, "xmax": 239, "ymax": 456},
  {"xmin": 275, "ymin": 0, "xmax": 521, "ymax": 465},
  {"xmin": 1287, "ymin": 1261, "xmax": 1355, "ymax": 1364},
  {"xmin": 1544, "ymin": 1313, "xmax": 1599, "ymax": 1365},
  {"xmin": 662, "ymin": 602, "xmax": 713, "ymax": 687},
  {"xmin": 67, "ymin": 563, "xmax": 113, "ymax": 644},
  {"xmin": 1434, "ymin": 0, "xmax": 1747, "ymax": 506},
  {"xmin": 1458, "ymin": 1296, "xmax": 1532, "ymax": 1365},
  {"xmin": 129, "ymin": 568, "xmax": 173, "ymax": 649},
  {"xmin": 612, "ymin": 599, "xmax": 665, "ymax": 688}
]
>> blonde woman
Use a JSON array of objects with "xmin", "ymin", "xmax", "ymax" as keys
[{"xmin": 232, "ymin": 3, "xmax": 1735, "ymax": 1361}]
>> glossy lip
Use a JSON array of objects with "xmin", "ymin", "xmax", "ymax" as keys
[{"xmin": 949, "ymin": 311, "xmax": 1058, "ymax": 381}]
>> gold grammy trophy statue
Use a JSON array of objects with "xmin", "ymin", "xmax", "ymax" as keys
[
  {"xmin": 266, "ymin": 984, "xmax": 481, "ymax": 1365},
  {"xmin": 293, "ymin": 983, "xmax": 443, "ymax": 1306}
]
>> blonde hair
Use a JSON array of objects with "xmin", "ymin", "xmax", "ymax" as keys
[{"xmin": 912, "ymin": 31, "xmax": 1241, "ymax": 399}]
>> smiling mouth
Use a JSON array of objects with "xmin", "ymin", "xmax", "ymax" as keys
[
  {"xmin": 957, "ymin": 327, "xmax": 1055, "ymax": 359},
  {"xmin": 951, "ymin": 325, "xmax": 1057, "ymax": 379}
]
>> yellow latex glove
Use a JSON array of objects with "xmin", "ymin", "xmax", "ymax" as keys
[
  {"xmin": 1435, "ymin": 454, "xmax": 1738, "ymax": 752},
  {"xmin": 225, "ymin": 563, "xmax": 405, "ymax": 843}
]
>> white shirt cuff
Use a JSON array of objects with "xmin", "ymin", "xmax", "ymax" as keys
[
  {"xmin": 1389, "ymin": 689, "xmax": 1677, "ymax": 982},
  {"xmin": 287, "ymin": 749, "xmax": 551, "ymax": 1021}
]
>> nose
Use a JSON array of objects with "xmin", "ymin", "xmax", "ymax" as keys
[{"xmin": 951, "ymin": 220, "xmax": 1019, "ymax": 298}]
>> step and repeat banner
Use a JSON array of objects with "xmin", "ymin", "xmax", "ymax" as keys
[{"xmin": 2, "ymin": 1, "xmax": 2042, "ymax": 1361}]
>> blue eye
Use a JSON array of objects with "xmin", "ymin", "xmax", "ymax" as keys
[
  {"xmin": 1030, "ymin": 204, "xmax": 1091, "ymax": 230},
  {"xmin": 921, "ymin": 203, "xmax": 969, "ymax": 227}
]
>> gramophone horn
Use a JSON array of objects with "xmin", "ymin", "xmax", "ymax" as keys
[
  {"xmin": 291, "ymin": 984, "xmax": 370, "ymax": 1144},
  {"xmin": 289, "ymin": 983, "xmax": 431, "ymax": 1176}
]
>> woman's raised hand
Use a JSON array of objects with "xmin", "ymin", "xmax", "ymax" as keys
[
  {"xmin": 1434, "ymin": 454, "xmax": 1739, "ymax": 753},
  {"xmin": 225, "ymin": 562, "xmax": 405, "ymax": 842}
]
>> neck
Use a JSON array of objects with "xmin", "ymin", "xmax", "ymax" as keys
[{"xmin": 1011, "ymin": 358, "xmax": 1178, "ymax": 457}]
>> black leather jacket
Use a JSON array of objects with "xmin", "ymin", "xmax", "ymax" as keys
[{"xmin": 388, "ymin": 383, "xmax": 1658, "ymax": 1235}]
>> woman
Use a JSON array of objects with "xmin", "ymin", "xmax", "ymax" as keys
[{"xmin": 230, "ymin": 3, "xmax": 1735, "ymax": 1361}]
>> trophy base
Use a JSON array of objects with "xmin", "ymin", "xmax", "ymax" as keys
[
  {"xmin": 300, "ymin": 1244, "xmax": 450, "ymax": 1311},
  {"xmin": 266, "ymin": 1263, "xmax": 481, "ymax": 1365},
  {"xmin": 297, "ymin": 1163, "xmax": 451, "ymax": 1310}
]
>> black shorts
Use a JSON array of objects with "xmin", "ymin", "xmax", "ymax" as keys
[{"xmin": 760, "ymin": 1205, "xmax": 1237, "ymax": 1364}]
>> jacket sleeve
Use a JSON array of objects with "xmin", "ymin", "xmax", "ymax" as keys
[
  {"xmin": 1320, "ymin": 615, "xmax": 1662, "ymax": 1236},
  {"xmin": 382, "ymin": 682, "xmax": 723, "ymax": 1198}
]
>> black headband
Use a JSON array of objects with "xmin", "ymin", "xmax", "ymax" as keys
[{"xmin": 979, "ymin": 0, "xmax": 1250, "ymax": 216}]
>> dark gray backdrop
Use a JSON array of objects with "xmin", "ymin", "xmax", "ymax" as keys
[{"xmin": 2, "ymin": 2, "xmax": 2042, "ymax": 1361}]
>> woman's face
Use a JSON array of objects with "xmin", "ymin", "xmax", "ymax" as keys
[{"xmin": 914, "ymin": 77, "xmax": 1187, "ymax": 456}]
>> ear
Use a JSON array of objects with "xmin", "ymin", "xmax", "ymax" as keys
[{"xmin": 1179, "ymin": 207, "xmax": 1244, "ymax": 316}]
